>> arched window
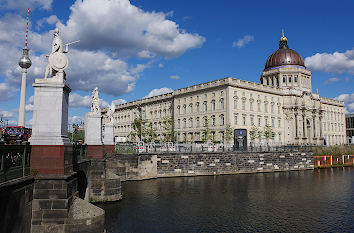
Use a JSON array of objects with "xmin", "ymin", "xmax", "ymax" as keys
[
  {"xmin": 196, "ymin": 102, "xmax": 200, "ymax": 112},
  {"xmin": 189, "ymin": 118, "xmax": 193, "ymax": 128},
  {"xmin": 183, "ymin": 105, "xmax": 186, "ymax": 114},
  {"xmin": 177, "ymin": 106, "xmax": 180, "ymax": 115},
  {"xmin": 220, "ymin": 98, "xmax": 224, "ymax": 109},
  {"xmin": 220, "ymin": 114, "xmax": 225, "ymax": 126},
  {"xmin": 183, "ymin": 118, "xmax": 186, "ymax": 128},
  {"xmin": 203, "ymin": 116, "xmax": 208, "ymax": 126},
  {"xmin": 211, "ymin": 115, "xmax": 216, "ymax": 126},
  {"xmin": 211, "ymin": 100, "xmax": 216, "ymax": 111},
  {"xmin": 189, "ymin": 104, "xmax": 193, "ymax": 113},
  {"xmin": 177, "ymin": 119, "xmax": 180, "ymax": 129},
  {"xmin": 196, "ymin": 117, "xmax": 200, "ymax": 127},
  {"xmin": 203, "ymin": 101, "xmax": 207, "ymax": 112}
]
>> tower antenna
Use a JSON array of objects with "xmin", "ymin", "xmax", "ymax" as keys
[
  {"xmin": 25, "ymin": 8, "xmax": 29, "ymax": 48},
  {"xmin": 282, "ymin": 29, "xmax": 284, "ymax": 37}
]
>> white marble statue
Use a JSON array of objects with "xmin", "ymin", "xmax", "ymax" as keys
[
  {"xmin": 107, "ymin": 103, "xmax": 115, "ymax": 124},
  {"xmin": 44, "ymin": 28, "xmax": 79, "ymax": 80},
  {"xmin": 91, "ymin": 87, "xmax": 100, "ymax": 114}
]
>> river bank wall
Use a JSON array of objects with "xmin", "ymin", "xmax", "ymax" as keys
[{"xmin": 107, "ymin": 151, "xmax": 314, "ymax": 181}]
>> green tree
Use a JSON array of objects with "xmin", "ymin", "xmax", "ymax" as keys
[
  {"xmin": 263, "ymin": 125, "xmax": 275, "ymax": 145},
  {"xmin": 201, "ymin": 118, "xmax": 212, "ymax": 143},
  {"xmin": 130, "ymin": 116, "xmax": 146, "ymax": 142},
  {"xmin": 224, "ymin": 123, "xmax": 233, "ymax": 144},
  {"xmin": 161, "ymin": 117, "xmax": 175, "ymax": 142},
  {"xmin": 144, "ymin": 123, "xmax": 158, "ymax": 143},
  {"xmin": 249, "ymin": 125, "xmax": 259, "ymax": 146}
]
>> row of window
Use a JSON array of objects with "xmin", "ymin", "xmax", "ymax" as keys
[
  {"xmin": 234, "ymin": 99, "xmax": 281, "ymax": 114},
  {"xmin": 177, "ymin": 99, "xmax": 225, "ymax": 115},
  {"xmin": 177, "ymin": 115, "xmax": 225, "ymax": 129},
  {"xmin": 323, "ymin": 122, "xmax": 345, "ymax": 132},
  {"xmin": 177, "ymin": 91, "xmax": 225, "ymax": 104},
  {"xmin": 324, "ymin": 134, "xmax": 345, "ymax": 145},
  {"xmin": 234, "ymin": 114, "xmax": 281, "ymax": 127}
]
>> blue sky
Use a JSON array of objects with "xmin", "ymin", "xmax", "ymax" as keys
[{"xmin": 0, "ymin": 0, "xmax": 353, "ymax": 127}]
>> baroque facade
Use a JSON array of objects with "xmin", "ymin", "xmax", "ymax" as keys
[{"xmin": 102, "ymin": 34, "xmax": 346, "ymax": 146}]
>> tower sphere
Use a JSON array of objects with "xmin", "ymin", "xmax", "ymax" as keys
[{"xmin": 19, "ymin": 48, "xmax": 32, "ymax": 69}]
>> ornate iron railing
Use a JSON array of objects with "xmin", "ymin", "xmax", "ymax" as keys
[
  {"xmin": 72, "ymin": 143, "xmax": 87, "ymax": 164},
  {"xmin": 0, "ymin": 144, "xmax": 31, "ymax": 183}
]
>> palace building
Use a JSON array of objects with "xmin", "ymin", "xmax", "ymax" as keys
[{"xmin": 102, "ymin": 33, "xmax": 346, "ymax": 146}]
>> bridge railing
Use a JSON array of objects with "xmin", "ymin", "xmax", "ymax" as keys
[
  {"xmin": 115, "ymin": 143, "xmax": 315, "ymax": 154},
  {"xmin": 0, "ymin": 143, "xmax": 31, "ymax": 183},
  {"xmin": 72, "ymin": 143, "xmax": 87, "ymax": 164}
]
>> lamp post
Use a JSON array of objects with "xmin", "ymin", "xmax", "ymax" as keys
[{"xmin": 18, "ymin": 8, "xmax": 32, "ymax": 127}]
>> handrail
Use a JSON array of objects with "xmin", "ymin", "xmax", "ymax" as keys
[
  {"xmin": 0, "ymin": 144, "xmax": 31, "ymax": 183},
  {"xmin": 72, "ymin": 143, "xmax": 87, "ymax": 164}
]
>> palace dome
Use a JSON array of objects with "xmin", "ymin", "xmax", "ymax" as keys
[{"xmin": 264, "ymin": 32, "xmax": 305, "ymax": 71}]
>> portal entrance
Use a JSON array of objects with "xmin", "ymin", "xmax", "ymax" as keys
[{"xmin": 234, "ymin": 129, "xmax": 247, "ymax": 150}]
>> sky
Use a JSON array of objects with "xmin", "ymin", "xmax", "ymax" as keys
[{"xmin": 0, "ymin": 0, "xmax": 353, "ymax": 127}]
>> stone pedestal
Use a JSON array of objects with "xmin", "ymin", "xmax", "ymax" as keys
[
  {"xmin": 30, "ymin": 78, "xmax": 73, "ymax": 175},
  {"xmin": 85, "ymin": 112, "xmax": 102, "ymax": 145},
  {"xmin": 103, "ymin": 123, "xmax": 114, "ymax": 145},
  {"xmin": 30, "ymin": 78, "xmax": 71, "ymax": 145},
  {"xmin": 85, "ymin": 112, "xmax": 104, "ymax": 159}
]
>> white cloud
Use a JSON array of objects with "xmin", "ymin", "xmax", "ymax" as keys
[
  {"xmin": 170, "ymin": 75, "xmax": 180, "ymax": 80},
  {"xmin": 335, "ymin": 93, "xmax": 354, "ymax": 113},
  {"xmin": 305, "ymin": 48, "xmax": 354, "ymax": 74},
  {"xmin": 25, "ymin": 96, "xmax": 34, "ymax": 112},
  {"xmin": 144, "ymin": 87, "xmax": 173, "ymax": 98},
  {"xmin": 0, "ymin": 0, "xmax": 205, "ymax": 104},
  {"xmin": 69, "ymin": 115, "xmax": 84, "ymax": 125},
  {"xmin": 69, "ymin": 93, "xmax": 109, "ymax": 109},
  {"xmin": 69, "ymin": 93, "xmax": 91, "ymax": 108},
  {"xmin": 112, "ymin": 99, "xmax": 126, "ymax": 105},
  {"xmin": 58, "ymin": 0, "xmax": 205, "ymax": 58},
  {"xmin": 0, "ymin": 82, "xmax": 16, "ymax": 101},
  {"xmin": 36, "ymin": 15, "xmax": 60, "ymax": 29},
  {"xmin": 232, "ymin": 35, "xmax": 254, "ymax": 48},
  {"xmin": 324, "ymin": 77, "xmax": 340, "ymax": 84},
  {"xmin": 137, "ymin": 50, "xmax": 155, "ymax": 59},
  {"xmin": 1, "ymin": 0, "xmax": 53, "ymax": 11},
  {"xmin": 0, "ymin": 109, "xmax": 16, "ymax": 118}
]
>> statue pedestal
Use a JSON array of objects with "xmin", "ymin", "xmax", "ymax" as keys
[
  {"xmin": 85, "ymin": 112, "xmax": 102, "ymax": 145},
  {"xmin": 103, "ymin": 123, "xmax": 114, "ymax": 145},
  {"xmin": 29, "ymin": 78, "xmax": 72, "ymax": 174},
  {"xmin": 85, "ymin": 112, "xmax": 105, "ymax": 159}
]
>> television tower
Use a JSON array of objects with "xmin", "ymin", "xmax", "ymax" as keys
[{"xmin": 18, "ymin": 8, "xmax": 32, "ymax": 127}]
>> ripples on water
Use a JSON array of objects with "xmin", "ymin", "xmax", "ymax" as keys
[{"xmin": 98, "ymin": 167, "xmax": 354, "ymax": 233}]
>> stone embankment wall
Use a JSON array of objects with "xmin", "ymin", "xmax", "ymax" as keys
[
  {"xmin": 113, "ymin": 151, "xmax": 313, "ymax": 180},
  {"xmin": 0, "ymin": 177, "xmax": 34, "ymax": 233},
  {"xmin": 90, "ymin": 160, "xmax": 122, "ymax": 202}
]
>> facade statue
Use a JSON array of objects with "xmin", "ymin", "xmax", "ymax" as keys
[
  {"xmin": 107, "ymin": 103, "xmax": 115, "ymax": 124},
  {"xmin": 44, "ymin": 28, "xmax": 79, "ymax": 80},
  {"xmin": 91, "ymin": 87, "xmax": 100, "ymax": 114}
]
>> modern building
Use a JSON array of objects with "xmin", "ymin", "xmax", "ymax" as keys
[
  {"xmin": 346, "ymin": 114, "xmax": 354, "ymax": 144},
  {"xmin": 102, "ymin": 33, "xmax": 346, "ymax": 146}
]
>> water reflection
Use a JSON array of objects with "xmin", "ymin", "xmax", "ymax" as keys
[{"xmin": 99, "ymin": 167, "xmax": 354, "ymax": 233}]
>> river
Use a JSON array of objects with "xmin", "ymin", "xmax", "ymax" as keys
[{"xmin": 98, "ymin": 167, "xmax": 354, "ymax": 232}]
